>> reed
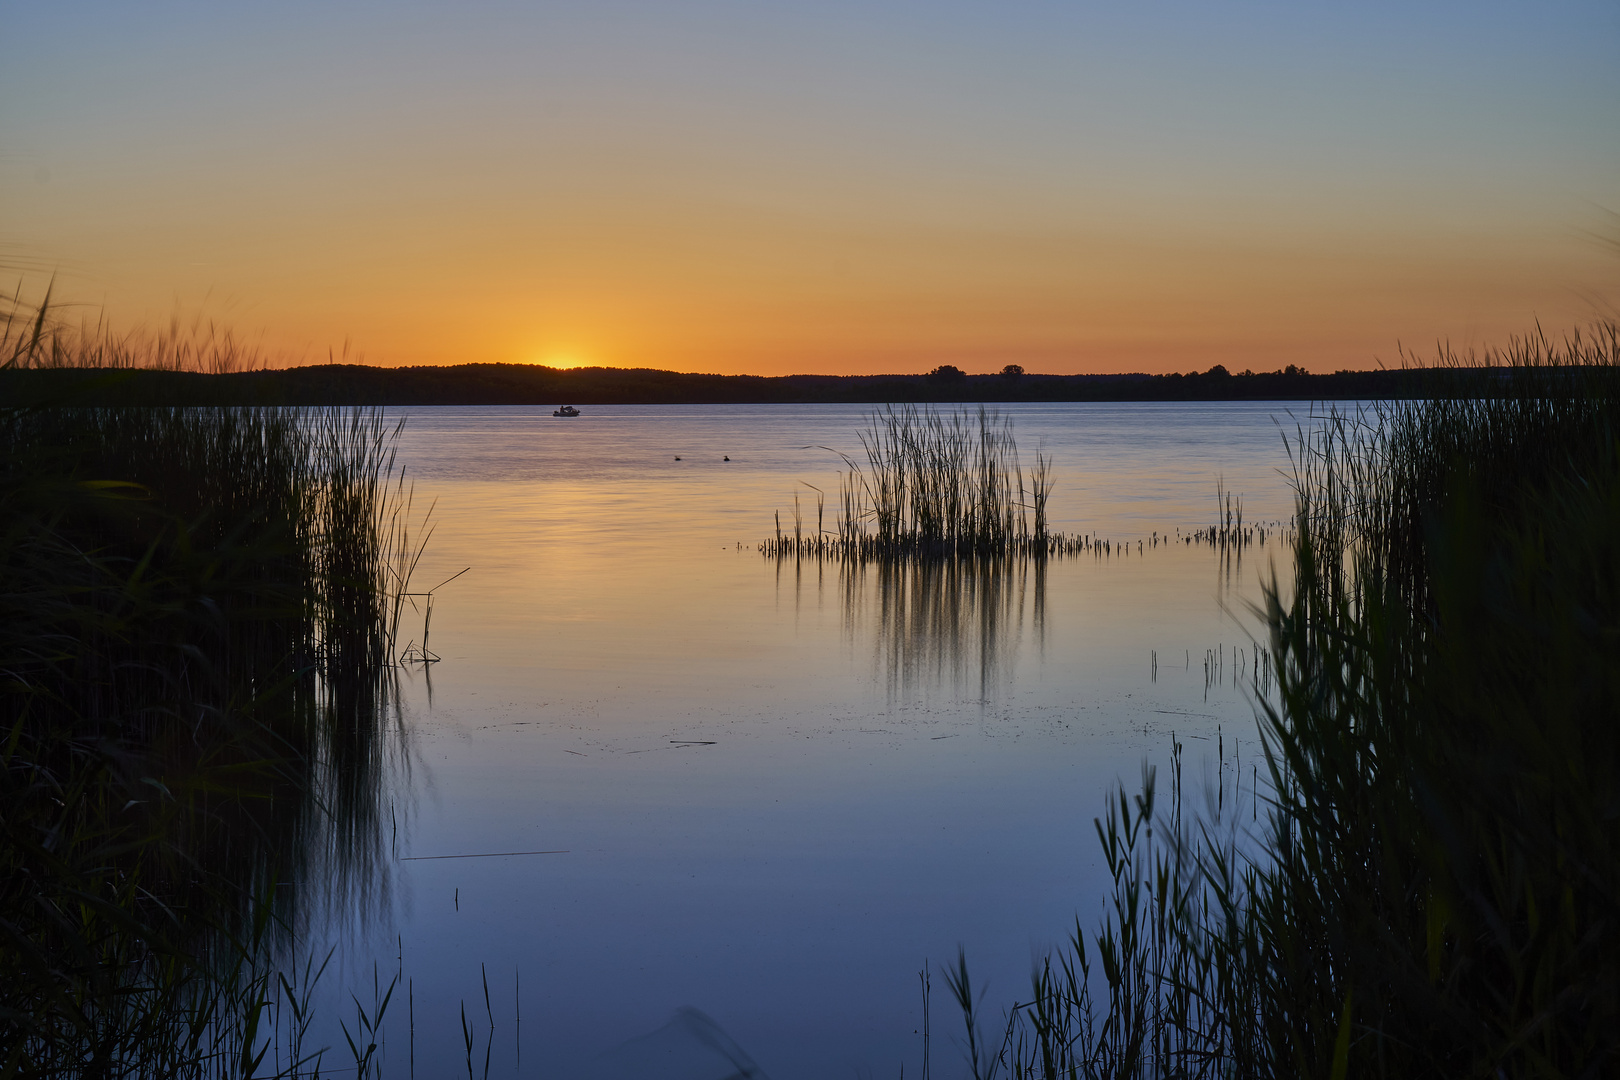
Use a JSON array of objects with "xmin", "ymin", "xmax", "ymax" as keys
[
  {"xmin": 764, "ymin": 404, "xmax": 1292, "ymax": 563},
  {"xmin": 941, "ymin": 322, "xmax": 1620, "ymax": 1079},
  {"xmin": 764, "ymin": 404, "xmax": 1079, "ymax": 559},
  {"xmin": 3, "ymin": 278, "xmax": 274, "ymax": 373},
  {"xmin": 1177, "ymin": 480, "xmax": 1291, "ymax": 552},
  {"xmin": 1, "ymin": 392, "xmax": 422, "ymax": 1072},
  {"xmin": 1243, "ymin": 323, "xmax": 1620, "ymax": 1076}
]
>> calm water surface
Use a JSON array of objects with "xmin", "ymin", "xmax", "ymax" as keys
[{"xmin": 319, "ymin": 402, "xmax": 1315, "ymax": 1079}]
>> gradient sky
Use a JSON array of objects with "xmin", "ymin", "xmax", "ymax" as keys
[{"xmin": 4, "ymin": 1, "xmax": 1617, "ymax": 375}]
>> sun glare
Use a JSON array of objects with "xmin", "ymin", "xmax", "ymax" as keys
[{"xmin": 536, "ymin": 352, "xmax": 590, "ymax": 370}]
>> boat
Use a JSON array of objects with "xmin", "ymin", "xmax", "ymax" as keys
[{"xmin": 553, "ymin": 405, "xmax": 580, "ymax": 417}]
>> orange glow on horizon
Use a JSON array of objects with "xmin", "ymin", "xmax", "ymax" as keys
[
  {"xmin": 5, "ymin": 5, "xmax": 1615, "ymax": 379},
  {"xmin": 14, "ymin": 209, "xmax": 1609, "ymax": 380},
  {"xmin": 533, "ymin": 352, "xmax": 593, "ymax": 371}
]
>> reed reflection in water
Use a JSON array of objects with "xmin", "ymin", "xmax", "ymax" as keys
[{"xmin": 773, "ymin": 554, "xmax": 1047, "ymax": 702}]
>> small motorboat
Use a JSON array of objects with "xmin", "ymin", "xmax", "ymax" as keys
[{"xmin": 553, "ymin": 405, "xmax": 580, "ymax": 417}]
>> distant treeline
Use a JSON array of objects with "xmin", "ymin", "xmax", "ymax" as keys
[{"xmin": 0, "ymin": 361, "xmax": 1560, "ymax": 407}]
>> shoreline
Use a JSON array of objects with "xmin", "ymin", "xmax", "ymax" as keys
[{"xmin": 0, "ymin": 362, "xmax": 1545, "ymax": 407}]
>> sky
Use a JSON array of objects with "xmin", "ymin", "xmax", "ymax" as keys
[{"xmin": 3, "ymin": 1, "xmax": 1617, "ymax": 376}]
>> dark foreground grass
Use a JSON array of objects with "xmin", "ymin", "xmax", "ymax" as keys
[
  {"xmin": 1, "ymin": 397, "xmax": 422, "ymax": 1076},
  {"xmin": 943, "ymin": 324, "xmax": 1620, "ymax": 1079}
]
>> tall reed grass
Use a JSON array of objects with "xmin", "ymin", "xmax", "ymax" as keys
[
  {"xmin": 764, "ymin": 405, "xmax": 1283, "ymax": 564},
  {"xmin": 763, "ymin": 405, "xmax": 1064, "ymax": 559},
  {"xmin": 1, "ymin": 397, "xmax": 424, "ymax": 1075},
  {"xmin": 941, "ymin": 322, "xmax": 1620, "ymax": 1079},
  {"xmin": 3, "ymin": 278, "xmax": 275, "ymax": 373}
]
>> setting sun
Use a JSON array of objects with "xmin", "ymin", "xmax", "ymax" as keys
[{"xmin": 535, "ymin": 351, "xmax": 592, "ymax": 370}]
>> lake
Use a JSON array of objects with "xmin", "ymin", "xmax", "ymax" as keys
[{"xmin": 311, "ymin": 401, "xmax": 1314, "ymax": 1079}]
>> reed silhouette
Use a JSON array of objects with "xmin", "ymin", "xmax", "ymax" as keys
[
  {"xmin": 763, "ymin": 404, "xmax": 1065, "ymax": 558},
  {"xmin": 3, "ymin": 290, "xmax": 425, "ymax": 1076},
  {"xmin": 941, "ymin": 322, "xmax": 1620, "ymax": 1079}
]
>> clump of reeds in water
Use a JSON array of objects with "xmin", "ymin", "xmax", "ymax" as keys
[
  {"xmin": 762, "ymin": 404, "xmax": 1294, "ymax": 564},
  {"xmin": 938, "ymin": 321, "xmax": 1620, "ymax": 1079},
  {"xmin": 1176, "ymin": 478, "xmax": 1291, "ymax": 551},
  {"xmin": 1, "ymin": 390, "xmax": 427, "ymax": 1070},
  {"xmin": 763, "ymin": 404, "xmax": 1081, "ymax": 559}
]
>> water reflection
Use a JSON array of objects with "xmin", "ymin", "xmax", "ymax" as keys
[
  {"xmin": 374, "ymin": 404, "xmax": 1308, "ymax": 1077},
  {"xmin": 158, "ymin": 640, "xmax": 410, "ymax": 954},
  {"xmin": 278, "ymin": 673, "xmax": 409, "ymax": 935},
  {"xmin": 583, "ymin": 1008, "xmax": 769, "ymax": 1080},
  {"xmin": 776, "ymin": 555, "xmax": 1047, "ymax": 701}
]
